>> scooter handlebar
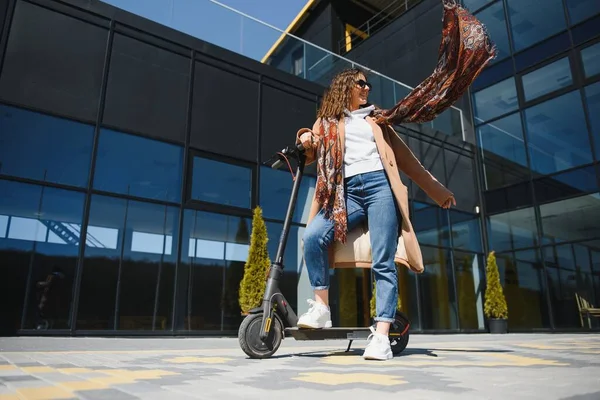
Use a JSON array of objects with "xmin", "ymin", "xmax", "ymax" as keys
[{"xmin": 270, "ymin": 143, "xmax": 306, "ymax": 169}]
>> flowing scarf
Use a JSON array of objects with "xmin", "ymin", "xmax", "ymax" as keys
[{"xmin": 316, "ymin": 0, "xmax": 497, "ymax": 243}]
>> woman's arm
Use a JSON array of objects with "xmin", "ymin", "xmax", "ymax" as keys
[{"xmin": 295, "ymin": 118, "xmax": 322, "ymax": 165}]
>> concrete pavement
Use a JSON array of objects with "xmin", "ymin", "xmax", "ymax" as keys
[{"xmin": 1, "ymin": 333, "xmax": 599, "ymax": 399}]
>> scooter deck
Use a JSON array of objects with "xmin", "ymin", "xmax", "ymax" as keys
[{"xmin": 285, "ymin": 327, "xmax": 371, "ymax": 341}]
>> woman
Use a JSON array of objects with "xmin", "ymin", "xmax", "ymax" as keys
[{"xmin": 295, "ymin": 1, "xmax": 496, "ymax": 360}]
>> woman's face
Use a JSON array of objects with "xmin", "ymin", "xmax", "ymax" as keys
[{"xmin": 349, "ymin": 73, "xmax": 370, "ymax": 109}]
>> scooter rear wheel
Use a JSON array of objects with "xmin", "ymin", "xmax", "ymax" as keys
[
  {"xmin": 238, "ymin": 313, "xmax": 283, "ymax": 359},
  {"xmin": 389, "ymin": 311, "xmax": 410, "ymax": 355}
]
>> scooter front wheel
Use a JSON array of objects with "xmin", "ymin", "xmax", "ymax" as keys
[{"xmin": 238, "ymin": 313, "xmax": 283, "ymax": 359}]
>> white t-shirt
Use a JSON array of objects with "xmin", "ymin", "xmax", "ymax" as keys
[{"xmin": 343, "ymin": 105, "xmax": 384, "ymax": 178}]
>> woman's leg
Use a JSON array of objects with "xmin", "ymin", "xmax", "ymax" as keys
[{"xmin": 363, "ymin": 171, "xmax": 400, "ymax": 336}]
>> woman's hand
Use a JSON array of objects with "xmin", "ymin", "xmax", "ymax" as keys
[
  {"xmin": 299, "ymin": 131, "xmax": 314, "ymax": 150},
  {"xmin": 441, "ymin": 196, "xmax": 456, "ymax": 209}
]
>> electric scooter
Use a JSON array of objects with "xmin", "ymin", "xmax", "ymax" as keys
[{"xmin": 237, "ymin": 142, "xmax": 411, "ymax": 359}]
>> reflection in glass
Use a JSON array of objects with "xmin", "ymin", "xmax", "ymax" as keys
[
  {"xmin": 413, "ymin": 202, "xmax": 451, "ymax": 248},
  {"xmin": 419, "ymin": 247, "xmax": 458, "ymax": 330},
  {"xmin": 454, "ymin": 251, "xmax": 484, "ymax": 330},
  {"xmin": 472, "ymin": 78, "xmax": 518, "ymax": 123},
  {"xmin": 545, "ymin": 242, "xmax": 598, "ymax": 328},
  {"xmin": 524, "ymin": 90, "xmax": 592, "ymax": 174},
  {"xmin": 534, "ymin": 166, "xmax": 599, "ymax": 204},
  {"xmin": 522, "ymin": 57, "xmax": 572, "ymax": 101},
  {"xmin": 488, "ymin": 207, "xmax": 538, "ymax": 252},
  {"xmin": 584, "ymin": 82, "xmax": 600, "ymax": 160},
  {"xmin": 475, "ymin": 1, "xmax": 511, "ymax": 61},
  {"xmin": 496, "ymin": 250, "xmax": 551, "ymax": 329},
  {"xmin": 463, "ymin": 0, "xmax": 494, "ymax": 12},
  {"xmin": 259, "ymin": 166, "xmax": 316, "ymax": 224},
  {"xmin": 566, "ymin": 0, "xmax": 600, "ymax": 25},
  {"xmin": 0, "ymin": 105, "xmax": 94, "ymax": 187},
  {"xmin": 176, "ymin": 210, "xmax": 251, "ymax": 331},
  {"xmin": 581, "ymin": 42, "xmax": 600, "ymax": 78},
  {"xmin": 0, "ymin": 180, "xmax": 84, "ymax": 331},
  {"xmin": 77, "ymin": 195, "xmax": 178, "ymax": 330},
  {"xmin": 450, "ymin": 210, "xmax": 482, "ymax": 252},
  {"xmin": 540, "ymin": 192, "xmax": 600, "ymax": 245},
  {"xmin": 94, "ymin": 129, "xmax": 183, "ymax": 202},
  {"xmin": 191, "ymin": 157, "xmax": 252, "ymax": 209},
  {"xmin": 506, "ymin": 0, "xmax": 567, "ymax": 51},
  {"xmin": 265, "ymin": 222, "xmax": 300, "ymax": 314}
]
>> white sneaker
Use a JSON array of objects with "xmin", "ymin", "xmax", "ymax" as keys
[
  {"xmin": 297, "ymin": 299, "xmax": 332, "ymax": 329},
  {"xmin": 363, "ymin": 326, "xmax": 393, "ymax": 360}
]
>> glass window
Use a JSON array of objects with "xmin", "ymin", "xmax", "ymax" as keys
[
  {"xmin": 581, "ymin": 42, "xmax": 600, "ymax": 78},
  {"xmin": 584, "ymin": 82, "xmax": 600, "ymax": 160},
  {"xmin": 93, "ymin": 129, "xmax": 183, "ymax": 202},
  {"xmin": 488, "ymin": 207, "xmax": 538, "ymax": 252},
  {"xmin": 77, "ymin": 195, "xmax": 179, "ymax": 331},
  {"xmin": 475, "ymin": 1, "xmax": 511, "ymax": 61},
  {"xmin": 260, "ymin": 166, "xmax": 316, "ymax": 224},
  {"xmin": 444, "ymin": 149, "xmax": 478, "ymax": 212},
  {"xmin": 534, "ymin": 166, "xmax": 599, "ymax": 204},
  {"xmin": 454, "ymin": 252, "xmax": 485, "ymax": 330},
  {"xmin": 191, "ymin": 157, "xmax": 252, "ymax": 209},
  {"xmin": 0, "ymin": 105, "xmax": 94, "ymax": 187},
  {"xmin": 175, "ymin": 210, "xmax": 251, "ymax": 331},
  {"xmin": 566, "ymin": 0, "xmax": 600, "ymax": 25},
  {"xmin": 413, "ymin": 202, "xmax": 451, "ymax": 248},
  {"xmin": 450, "ymin": 210, "xmax": 482, "ymax": 252},
  {"xmin": 522, "ymin": 57, "xmax": 573, "ymax": 101},
  {"xmin": 0, "ymin": 180, "xmax": 85, "ymax": 331},
  {"xmin": 472, "ymin": 78, "xmax": 518, "ymax": 124},
  {"xmin": 478, "ymin": 112, "xmax": 528, "ymax": 175},
  {"xmin": 524, "ymin": 90, "xmax": 592, "ymax": 175},
  {"xmin": 540, "ymin": 192, "xmax": 600, "ymax": 245},
  {"xmin": 418, "ymin": 247, "xmax": 458, "ymax": 330},
  {"xmin": 464, "ymin": 0, "xmax": 494, "ymax": 12},
  {"xmin": 506, "ymin": 0, "xmax": 567, "ymax": 52},
  {"xmin": 496, "ymin": 250, "xmax": 551, "ymax": 329}
]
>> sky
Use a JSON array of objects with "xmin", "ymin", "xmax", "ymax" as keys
[{"xmin": 101, "ymin": 0, "xmax": 308, "ymax": 61}]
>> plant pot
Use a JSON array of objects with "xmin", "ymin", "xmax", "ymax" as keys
[{"xmin": 488, "ymin": 318, "xmax": 508, "ymax": 334}]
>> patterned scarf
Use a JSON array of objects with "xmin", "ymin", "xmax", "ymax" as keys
[{"xmin": 316, "ymin": 0, "xmax": 497, "ymax": 243}]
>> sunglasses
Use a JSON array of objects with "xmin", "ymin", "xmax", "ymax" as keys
[{"xmin": 356, "ymin": 79, "xmax": 372, "ymax": 90}]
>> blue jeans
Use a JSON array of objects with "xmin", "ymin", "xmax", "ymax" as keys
[{"xmin": 303, "ymin": 170, "xmax": 400, "ymax": 323}]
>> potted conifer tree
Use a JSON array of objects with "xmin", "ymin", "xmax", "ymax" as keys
[
  {"xmin": 238, "ymin": 207, "xmax": 271, "ymax": 316},
  {"xmin": 484, "ymin": 251, "xmax": 508, "ymax": 334}
]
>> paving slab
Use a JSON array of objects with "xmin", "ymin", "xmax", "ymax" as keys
[{"xmin": 0, "ymin": 334, "xmax": 599, "ymax": 399}]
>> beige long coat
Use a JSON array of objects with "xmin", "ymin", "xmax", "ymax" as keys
[{"xmin": 297, "ymin": 117, "xmax": 453, "ymax": 274}]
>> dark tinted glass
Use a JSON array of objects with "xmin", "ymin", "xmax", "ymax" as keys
[
  {"xmin": 534, "ymin": 166, "xmax": 599, "ymax": 204},
  {"xmin": 176, "ymin": 210, "xmax": 251, "ymax": 331},
  {"xmin": 539, "ymin": 192, "xmax": 600, "ymax": 245},
  {"xmin": 475, "ymin": 1, "xmax": 511, "ymax": 61},
  {"xmin": 77, "ymin": 195, "xmax": 178, "ymax": 330},
  {"xmin": 103, "ymin": 34, "xmax": 189, "ymax": 143},
  {"xmin": 0, "ymin": 105, "xmax": 94, "ymax": 187},
  {"xmin": 453, "ymin": 251, "xmax": 485, "ymax": 330},
  {"xmin": 524, "ymin": 90, "xmax": 592, "ymax": 175},
  {"xmin": 265, "ymin": 222, "xmax": 300, "ymax": 313},
  {"xmin": 514, "ymin": 33, "xmax": 571, "ymax": 72},
  {"xmin": 463, "ymin": 0, "xmax": 494, "ymax": 12},
  {"xmin": 488, "ymin": 206, "xmax": 538, "ymax": 252},
  {"xmin": 419, "ymin": 247, "xmax": 458, "ymax": 330},
  {"xmin": 450, "ymin": 210, "xmax": 482, "ymax": 252},
  {"xmin": 190, "ymin": 62, "xmax": 259, "ymax": 161},
  {"xmin": 0, "ymin": 1, "xmax": 107, "ymax": 121},
  {"xmin": 413, "ymin": 202, "xmax": 451, "ymax": 248},
  {"xmin": 581, "ymin": 42, "xmax": 600, "ymax": 78},
  {"xmin": 584, "ymin": 82, "xmax": 600, "ymax": 160},
  {"xmin": 260, "ymin": 166, "xmax": 316, "ymax": 224},
  {"xmin": 495, "ymin": 250, "xmax": 551, "ymax": 329},
  {"xmin": 414, "ymin": 141, "xmax": 446, "ymax": 205},
  {"xmin": 0, "ymin": 180, "xmax": 84, "ymax": 331},
  {"xmin": 444, "ymin": 149, "xmax": 478, "ymax": 212},
  {"xmin": 93, "ymin": 129, "xmax": 183, "ymax": 202},
  {"xmin": 506, "ymin": 0, "xmax": 567, "ymax": 51},
  {"xmin": 566, "ymin": 0, "xmax": 600, "ymax": 25},
  {"xmin": 545, "ymin": 242, "xmax": 599, "ymax": 328},
  {"xmin": 522, "ymin": 57, "xmax": 573, "ymax": 101},
  {"xmin": 191, "ymin": 157, "xmax": 252, "ymax": 209},
  {"xmin": 472, "ymin": 78, "xmax": 518, "ymax": 123}
]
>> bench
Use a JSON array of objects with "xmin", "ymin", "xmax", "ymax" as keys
[{"xmin": 575, "ymin": 293, "xmax": 600, "ymax": 328}]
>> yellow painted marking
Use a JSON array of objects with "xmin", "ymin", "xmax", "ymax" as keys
[
  {"xmin": 164, "ymin": 356, "xmax": 232, "ymax": 364},
  {"xmin": 21, "ymin": 366, "xmax": 55, "ymax": 374},
  {"xmin": 17, "ymin": 387, "xmax": 73, "ymax": 400},
  {"xmin": 293, "ymin": 372, "xmax": 407, "ymax": 386},
  {"xmin": 0, "ymin": 395, "xmax": 20, "ymax": 400},
  {"xmin": 0, "ymin": 365, "xmax": 17, "ymax": 371},
  {"xmin": 515, "ymin": 343, "xmax": 600, "ymax": 350},
  {"xmin": 59, "ymin": 381, "xmax": 109, "ymax": 391},
  {"xmin": 56, "ymin": 368, "xmax": 93, "ymax": 374}
]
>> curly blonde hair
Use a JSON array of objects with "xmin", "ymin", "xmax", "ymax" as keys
[{"xmin": 317, "ymin": 68, "xmax": 367, "ymax": 120}]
